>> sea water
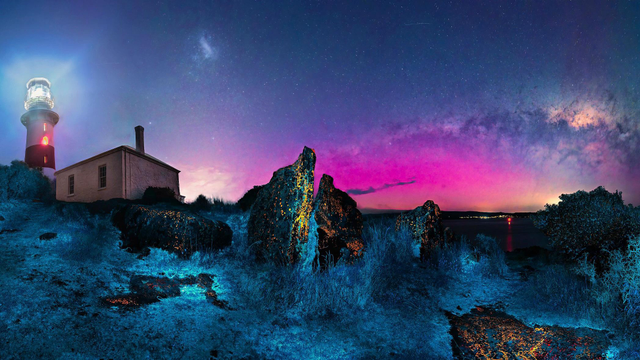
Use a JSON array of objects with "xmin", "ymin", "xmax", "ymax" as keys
[{"xmin": 442, "ymin": 218, "xmax": 550, "ymax": 252}]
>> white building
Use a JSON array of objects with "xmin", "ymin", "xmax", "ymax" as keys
[{"xmin": 54, "ymin": 126, "xmax": 181, "ymax": 203}]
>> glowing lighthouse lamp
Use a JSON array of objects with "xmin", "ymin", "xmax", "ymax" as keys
[{"xmin": 21, "ymin": 78, "xmax": 59, "ymax": 169}]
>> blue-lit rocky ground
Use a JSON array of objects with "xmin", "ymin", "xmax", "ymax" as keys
[
  {"xmin": 1, "ymin": 158, "xmax": 639, "ymax": 359},
  {"xmin": 1, "ymin": 199, "xmax": 639, "ymax": 359}
]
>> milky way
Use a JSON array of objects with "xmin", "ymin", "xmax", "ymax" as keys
[{"xmin": 0, "ymin": 1, "xmax": 638, "ymax": 211}]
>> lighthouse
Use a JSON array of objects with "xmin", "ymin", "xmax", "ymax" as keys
[{"xmin": 21, "ymin": 78, "xmax": 59, "ymax": 169}]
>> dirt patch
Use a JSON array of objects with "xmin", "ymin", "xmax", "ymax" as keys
[
  {"xmin": 0, "ymin": 228, "xmax": 20, "ymax": 235},
  {"xmin": 39, "ymin": 232, "xmax": 57, "ymax": 241}
]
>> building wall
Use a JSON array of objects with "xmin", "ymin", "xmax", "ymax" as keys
[
  {"xmin": 55, "ymin": 150, "xmax": 124, "ymax": 202},
  {"xmin": 124, "ymin": 150, "xmax": 180, "ymax": 200}
]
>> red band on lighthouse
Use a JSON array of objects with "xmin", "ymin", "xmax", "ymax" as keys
[{"xmin": 25, "ymin": 144, "xmax": 55, "ymax": 169}]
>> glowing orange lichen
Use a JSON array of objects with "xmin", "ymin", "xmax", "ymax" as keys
[
  {"xmin": 247, "ymin": 146, "xmax": 316, "ymax": 265},
  {"xmin": 447, "ymin": 307, "xmax": 609, "ymax": 359}
]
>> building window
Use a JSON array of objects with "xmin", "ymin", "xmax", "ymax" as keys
[
  {"xmin": 98, "ymin": 165, "xmax": 107, "ymax": 189},
  {"xmin": 41, "ymin": 136, "xmax": 49, "ymax": 145},
  {"xmin": 43, "ymin": 156, "xmax": 47, "ymax": 164},
  {"xmin": 68, "ymin": 175, "xmax": 74, "ymax": 195},
  {"xmin": 43, "ymin": 123, "xmax": 47, "ymax": 131}
]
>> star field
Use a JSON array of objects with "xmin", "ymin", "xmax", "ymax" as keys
[{"xmin": 0, "ymin": 1, "xmax": 638, "ymax": 211}]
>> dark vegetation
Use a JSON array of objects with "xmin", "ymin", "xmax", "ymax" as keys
[
  {"xmin": 189, "ymin": 194, "xmax": 240, "ymax": 213},
  {"xmin": 533, "ymin": 186, "xmax": 640, "ymax": 271},
  {"xmin": 141, "ymin": 186, "xmax": 181, "ymax": 204},
  {"xmin": 236, "ymin": 185, "xmax": 264, "ymax": 211},
  {"xmin": 531, "ymin": 186, "xmax": 640, "ymax": 356},
  {"xmin": 0, "ymin": 160, "xmax": 53, "ymax": 201},
  {"xmin": 191, "ymin": 194, "xmax": 211, "ymax": 210}
]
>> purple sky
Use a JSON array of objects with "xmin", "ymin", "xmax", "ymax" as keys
[{"xmin": 1, "ymin": 1, "xmax": 639, "ymax": 211}]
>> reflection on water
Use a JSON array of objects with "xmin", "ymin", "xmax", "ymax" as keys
[
  {"xmin": 506, "ymin": 222, "xmax": 514, "ymax": 252},
  {"xmin": 442, "ymin": 218, "xmax": 549, "ymax": 252}
]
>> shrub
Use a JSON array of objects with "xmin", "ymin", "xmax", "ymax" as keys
[
  {"xmin": 532, "ymin": 186, "xmax": 640, "ymax": 270},
  {"xmin": 210, "ymin": 197, "xmax": 240, "ymax": 213},
  {"xmin": 55, "ymin": 223, "xmax": 115, "ymax": 264},
  {"xmin": 0, "ymin": 160, "xmax": 53, "ymax": 201},
  {"xmin": 562, "ymin": 236, "xmax": 640, "ymax": 350},
  {"xmin": 426, "ymin": 234, "xmax": 507, "ymax": 279},
  {"xmin": 426, "ymin": 237, "xmax": 469, "ymax": 275},
  {"xmin": 518, "ymin": 264, "xmax": 598, "ymax": 322},
  {"xmin": 236, "ymin": 185, "xmax": 264, "ymax": 212},
  {"xmin": 469, "ymin": 234, "xmax": 508, "ymax": 277},
  {"xmin": 622, "ymin": 236, "xmax": 640, "ymax": 324},
  {"xmin": 243, "ymin": 217, "xmax": 414, "ymax": 318},
  {"xmin": 52, "ymin": 202, "xmax": 110, "ymax": 231},
  {"xmin": 142, "ymin": 187, "xmax": 179, "ymax": 204},
  {"xmin": 189, "ymin": 194, "xmax": 240, "ymax": 213},
  {"xmin": 590, "ymin": 236, "xmax": 640, "ymax": 327},
  {"xmin": 191, "ymin": 194, "xmax": 211, "ymax": 210}
]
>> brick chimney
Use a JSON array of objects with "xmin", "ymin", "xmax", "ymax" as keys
[{"xmin": 135, "ymin": 126, "xmax": 145, "ymax": 154}]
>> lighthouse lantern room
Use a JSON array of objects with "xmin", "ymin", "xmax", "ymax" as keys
[{"xmin": 21, "ymin": 77, "xmax": 59, "ymax": 169}]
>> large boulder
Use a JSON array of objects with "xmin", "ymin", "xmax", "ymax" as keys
[
  {"xmin": 396, "ymin": 200, "xmax": 446, "ymax": 260},
  {"xmin": 313, "ymin": 174, "xmax": 364, "ymax": 268},
  {"xmin": 112, "ymin": 205, "xmax": 233, "ymax": 258},
  {"xmin": 247, "ymin": 147, "xmax": 316, "ymax": 265}
]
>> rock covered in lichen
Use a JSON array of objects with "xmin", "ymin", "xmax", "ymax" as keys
[
  {"xmin": 313, "ymin": 174, "xmax": 364, "ymax": 268},
  {"xmin": 111, "ymin": 204, "xmax": 232, "ymax": 258},
  {"xmin": 446, "ymin": 307, "xmax": 610, "ymax": 359},
  {"xmin": 247, "ymin": 146, "xmax": 316, "ymax": 265},
  {"xmin": 396, "ymin": 200, "xmax": 446, "ymax": 260}
]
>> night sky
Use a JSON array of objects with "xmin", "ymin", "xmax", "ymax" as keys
[{"xmin": 1, "ymin": 1, "xmax": 639, "ymax": 212}]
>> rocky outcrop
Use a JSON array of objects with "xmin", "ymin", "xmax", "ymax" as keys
[
  {"xmin": 247, "ymin": 147, "xmax": 316, "ymax": 265},
  {"xmin": 103, "ymin": 275, "xmax": 182, "ymax": 308},
  {"xmin": 313, "ymin": 174, "xmax": 364, "ymax": 268},
  {"xmin": 129, "ymin": 275, "xmax": 181, "ymax": 299},
  {"xmin": 447, "ymin": 307, "xmax": 610, "ymax": 359},
  {"xmin": 396, "ymin": 200, "xmax": 446, "ymax": 260},
  {"xmin": 112, "ymin": 205, "xmax": 233, "ymax": 259},
  {"xmin": 103, "ymin": 273, "xmax": 229, "ymax": 309}
]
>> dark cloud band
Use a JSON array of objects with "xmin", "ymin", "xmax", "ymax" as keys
[{"xmin": 347, "ymin": 180, "xmax": 416, "ymax": 195}]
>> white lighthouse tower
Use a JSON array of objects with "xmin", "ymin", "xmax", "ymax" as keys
[{"xmin": 21, "ymin": 78, "xmax": 59, "ymax": 169}]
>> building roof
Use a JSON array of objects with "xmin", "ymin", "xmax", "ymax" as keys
[{"xmin": 54, "ymin": 145, "xmax": 180, "ymax": 175}]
